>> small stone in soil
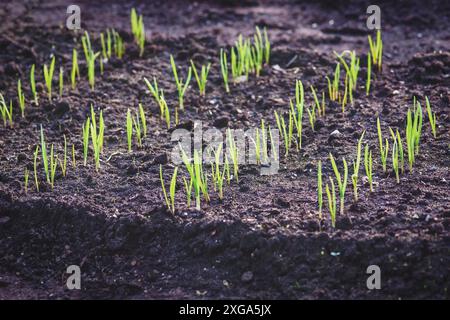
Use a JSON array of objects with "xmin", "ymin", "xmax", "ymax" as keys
[
  {"xmin": 55, "ymin": 100, "xmax": 71, "ymax": 115},
  {"xmin": 17, "ymin": 153, "xmax": 27, "ymax": 162},
  {"xmin": 152, "ymin": 153, "xmax": 168, "ymax": 165},
  {"xmin": 274, "ymin": 197, "xmax": 290, "ymax": 208},
  {"xmin": 0, "ymin": 216, "xmax": 11, "ymax": 224},
  {"xmin": 239, "ymin": 185, "xmax": 250, "ymax": 192},
  {"xmin": 336, "ymin": 216, "xmax": 352, "ymax": 230},
  {"xmin": 43, "ymin": 102, "xmax": 54, "ymax": 112},
  {"xmin": 328, "ymin": 130, "xmax": 342, "ymax": 144},
  {"xmin": 304, "ymin": 220, "xmax": 320, "ymax": 231},
  {"xmin": 5, "ymin": 62, "xmax": 19, "ymax": 76},
  {"xmin": 169, "ymin": 120, "xmax": 194, "ymax": 132},
  {"xmin": 127, "ymin": 164, "xmax": 138, "ymax": 175},
  {"xmin": 315, "ymin": 119, "xmax": 324, "ymax": 130},
  {"xmin": 241, "ymin": 271, "xmax": 253, "ymax": 283},
  {"xmin": 213, "ymin": 116, "xmax": 229, "ymax": 128}
]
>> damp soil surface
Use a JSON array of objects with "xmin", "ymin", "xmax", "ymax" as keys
[{"xmin": 0, "ymin": 0, "xmax": 449, "ymax": 299}]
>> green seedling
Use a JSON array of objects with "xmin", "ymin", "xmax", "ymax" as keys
[
  {"xmin": 181, "ymin": 148, "xmax": 209, "ymax": 210},
  {"xmin": 17, "ymin": 79, "xmax": 25, "ymax": 117},
  {"xmin": 190, "ymin": 60, "xmax": 211, "ymax": 96},
  {"xmin": 255, "ymin": 127, "xmax": 261, "ymax": 165},
  {"xmin": 252, "ymin": 29, "xmax": 264, "ymax": 76},
  {"xmin": 101, "ymin": 30, "xmax": 112, "ymax": 60},
  {"xmin": 248, "ymin": 128, "xmax": 261, "ymax": 165},
  {"xmin": 226, "ymin": 129, "xmax": 239, "ymax": 183},
  {"xmin": 59, "ymin": 135, "xmax": 68, "ymax": 177},
  {"xmin": 138, "ymin": 103, "xmax": 147, "ymax": 137},
  {"xmin": 396, "ymin": 130, "xmax": 404, "ymax": 174},
  {"xmin": 425, "ymin": 96, "xmax": 437, "ymax": 138},
  {"xmin": 183, "ymin": 177, "xmax": 193, "ymax": 207},
  {"xmin": 197, "ymin": 150, "xmax": 210, "ymax": 204},
  {"xmin": 160, "ymin": 165, "xmax": 178, "ymax": 214},
  {"xmin": 366, "ymin": 52, "xmax": 371, "ymax": 95},
  {"xmin": 329, "ymin": 153, "xmax": 348, "ymax": 215},
  {"xmin": 368, "ymin": 30, "xmax": 383, "ymax": 72},
  {"xmin": 406, "ymin": 101, "xmax": 423, "ymax": 172},
  {"xmin": 317, "ymin": 160, "xmax": 323, "ymax": 220},
  {"xmin": 43, "ymin": 56, "xmax": 56, "ymax": 100},
  {"xmin": 392, "ymin": 140, "xmax": 400, "ymax": 183},
  {"xmin": 90, "ymin": 106, "xmax": 105, "ymax": 171},
  {"xmin": 71, "ymin": 49, "xmax": 80, "ymax": 90},
  {"xmin": 106, "ymin": 29, "xmax": 112, "ymax": 58},
  {"xmin": 160, "ymin": 90, "xmax": 171, "ymax": 128},
  {"xmin": 228, "ymin": 27, "xmax": 270, "ymax": 80},
  {"xmin": 144, "ymin": 77, "xmax": 161, "ymax": 105},
  {"xmin": 40, "ymin": 125, "xmax": 50, "ymax": 183},
  {"xmin": 82, "ymin": 31, "xmax": 100, "ymax": 90},
  {"xmin": 82, "ymin": 116, "xmax": 90, "ymax": 166},
  {"xmin": 377, "ymin": 117, "xmax": 389, "ymax": 172},
  {"xmin": 310, "ymin": 85, "xmax": 325, "ymax": 117},
  {"xmin": 224, "ymin": 156, "xmax": 231, "ymax": 184},
  {"xmin": 30, "ymin": 64, "xmax": 38, "ymax": 105},
  {"xmin": 33, "ymin": 145, "xmax": 40, "ymax": 192},
  {"xmin": 306, "ymin": 106, "xmax": 316, "ymax": 132},
  {"xmin": 49, "ymin": 144, "xmax": 58, "ymax": 189},
  {"xmin": 133, "ymin": 109, "xmax": 143, "ymax": 148},
  {"xmin": 389, "ymin": 128, "xmax": 404, "ymax": 174},
  {"xmin": 275, "ymin": 109, "xmax": 294, "ymax": 156},
  {"xmin": 412, "ymin": 98, "xmax": 423, "ymax": 155},
  {"xmin": 113, "ymin": 29, "xmax": 125, "ymax": 59},
  {"xmin": 326, "ymin": 63, "xmax": 340, "ymax": 102},
  {"xmin": 216, "ymin": 164, "xmax": 226, "ymax": 200},
  {"xmin": 219, "ymin": 49, "xmax": 230, "ymax": 93},
  {"xmin": 59, "ymin": 67, "xmax": 64, "ymax": 97},
  {"xmin": 293, "ymin": 80, "xmax": 305, "ymax": 149},
  {"xmin": 341, "ymin": 73, "xmax": 349, "ymax": 112},
  {"xmin": 268, "ymin": 125, "xmax": 278, "ymax": 162},
  {"xmin": 335, "ymin": 50, "xmax": 360, "ymax": 94},
  {"xmin": 0, "ymin": 94, "xmax": 13, "ymax": 127},
  {"xmin": 261, "ymin": 26, "xmax": 270, "ymax": 65},
  {"xmin": 130, "ymin": 8, "xmax": 145, "ymax": 56},
  {"xmin": 325, "ymin": 177, "xmax": 337, "ymax": 228},
  {"xmin": 126, "ymin": 109, "xmax": 133, "ymax": 152},
  {"xmin": 24, "ymin": 168, "xmax": 29, "ymax": 193},
  {"xmin": 253, "ymin": 27, "xmax": 270, "ymax": 69},
  {"xmin": 170, "ymin": 55, "xmax": 192, "ymax": 110},
  {"xmin": 86, "ymin": 50, "xmax": 100, "ymax": 90},
  {"xmin": 364, "ymin": 144, "xmax": 373, "ymax": 192},
  {"xmin": 260, "ymin": 119, "xmax": 268, "ymax": 162},
  {"xmin": 230, "ymin": 35, "xmax": 248, "ymax": 79},
  {"xmin": 81, "ymin": 30, "xmax": 93, "ymax": 69},
  {"xmin": 351, "ymin": 131, "xmax": 365, "ymax": 201},
  {"xmin": 212, "ymin": 144, "xmax": 226, "ymax": 200},
  {"xmin": 72, "ymin": 144, "xmax": 76, "ymax": 168},
  {"xmin": 100, "ymin": 32, "xmax": 107, "ymax": 60}
]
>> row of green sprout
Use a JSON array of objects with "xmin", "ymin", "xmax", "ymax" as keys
[
  {"xmin": 160, "ymin": 131, "xmax": 242, "ymax": 213},
  {"xmin": 1, "ymin": 14, "xmax": 269, "ymax": 131},
  {"xmin": 0, "ymin": 9, "xmax": 143, "ymax": 125},
  {"xmin": 0, "ymin": 27, "xmax": 125, "ymax": 128},
  {"xmin": 271, "ymin": 32, "xmax": 383, "ymax": 155},
  {"xmin": 157, "ymin": 76, "xmax": 437, "ymax": 215},
  {"xmin": 156, "ymin": 29, "xmax": 436, "ymax": 217},
  {"xmin": 24, "ymin": 105, "xmax": 104, "ymax": 192},
  {"xmin": 317, "ymin": 96, "xmax": 437, "ymax": 228},
  {"xmin": 324, "ymin": 30, "xmax": 382, "ymax": 114},
  {"xmin": 2, "ymin": 15, "xmax": 439, "ymax": 226}
]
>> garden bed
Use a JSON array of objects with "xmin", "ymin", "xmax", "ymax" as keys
[{"xmin": 0, "ymin": 0, "xmax": 449, "ymax": 299}]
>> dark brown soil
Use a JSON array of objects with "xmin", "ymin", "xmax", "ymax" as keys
[{"xmin": 0, "ymin": 0, "xmax": 449, "ymax": 299}]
